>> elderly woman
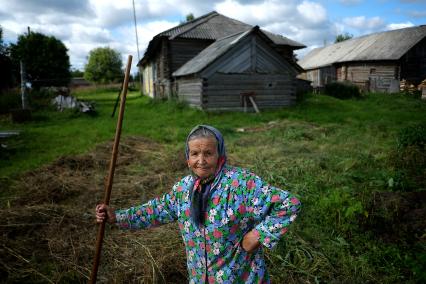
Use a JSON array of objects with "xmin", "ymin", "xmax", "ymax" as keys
[{"xmin": 96, "ymin": 125, "xmax": 301, "ymax": 283}]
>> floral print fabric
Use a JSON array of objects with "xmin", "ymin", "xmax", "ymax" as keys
[{"xmin": 115, "ymin": 165, "xmax": 301, "ymax": 283}]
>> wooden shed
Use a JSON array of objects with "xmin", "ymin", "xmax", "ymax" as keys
[
  {"xmin": 138, "ymin": 11, "xmax": 305, "ymax": 99},
  {"xmin": 299, "ymin": 25, "xmax": 426, "ymax": 92},
  {"xmin": 172, "ymin": 26, "xmax": 302, "ymax": 111}
]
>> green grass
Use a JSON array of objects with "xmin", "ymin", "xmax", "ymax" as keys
[{"xmin": 1, "ymin": 89, "xmax": 425, "ymax": 283}]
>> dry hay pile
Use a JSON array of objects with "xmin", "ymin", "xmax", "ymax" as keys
[{"xmin": 0, "ymin": 136, "xmax": 189, "ymax": 283}]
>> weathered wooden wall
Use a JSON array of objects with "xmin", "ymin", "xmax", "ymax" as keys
[
  {"xmin": 202, "ymin": 73, "xmax": 296, "ymax": 111},
  {"xmin": 142, "ymin": 62, "xmax": 155, "ymax": 97},
  {"xmin": 400, "ymin": 37, "xmax": 426, "ymax": 84},
  {"xmin": 169, "ymin": 39, "xmax": 214, "ymax": 74},
  {"xmin": 336, "ymin": 62, "xmax": 398, "ymax": 92},
  {"xmin": 176, "ymin": 77, "xmax": 203, "ymax": 108},
  {"xmin": 302, "ymin": 66, "xmax": 336, "ymax": 88},
  {"xmin": 274, "ymin": 46, "xmax": 295, "ymax": 61},
  {"xmin": 176, "ymin": 32, "xmax": 299, "ymax": 111}
]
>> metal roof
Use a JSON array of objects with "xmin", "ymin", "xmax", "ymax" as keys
[{"xmin": 299, "ymin": 25, "xmax": 426, "ymax": 70}]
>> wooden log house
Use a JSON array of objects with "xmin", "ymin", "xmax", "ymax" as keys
[
  {"xmin": 298, "ymin": 25, "xmax": 426, "ymax": 93},
  {"xmin": 173, "ymin": 26, "xmax": 303, "ymax": 111},
  {"xmin": 137, "ymin": 11, "xmax": 305, "ymax": 110}
]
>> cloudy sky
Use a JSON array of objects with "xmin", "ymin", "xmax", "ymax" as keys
[{"xmin": 1, "ymin": 0, "xmax": 425, "ymax": 73}]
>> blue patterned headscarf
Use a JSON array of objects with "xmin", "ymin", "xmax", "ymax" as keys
[
  {"xmin": 186, "ymin": 125, "xmax": 227, "ymax": 226},
  {"xmin": 185, "ymin": 125, "xmax": 226, "ymax": 162}
]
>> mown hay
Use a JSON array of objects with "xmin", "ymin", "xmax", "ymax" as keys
[{"xmin": 0, "ymin": 136, "xmax": 188, "ymax": 283}]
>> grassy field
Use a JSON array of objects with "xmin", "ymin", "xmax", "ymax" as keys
[{"xmin": 0, "ymin": 88, "xmax": 425, "ymax": 283}]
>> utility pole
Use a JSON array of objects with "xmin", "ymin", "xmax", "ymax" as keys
[
  {"xmin": 20, "ymin": 60, "xmax": 29, "ymax": 110},
  {"xmin": 132, "ymin": 0, "xmax": 143, "ymax": 94}
]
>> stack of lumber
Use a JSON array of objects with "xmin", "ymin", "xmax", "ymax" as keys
[{"xmin": 400, "ymin": 79, "xmax": 417, "ymax": 93}]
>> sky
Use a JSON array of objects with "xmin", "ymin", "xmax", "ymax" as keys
[{"xmin": 0, "ymin": 0, "xmax": 425, "ymax": 74}]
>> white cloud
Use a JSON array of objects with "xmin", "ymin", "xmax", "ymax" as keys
[
  {"xmin": 216, "ymin": 0, "xmax": 296, "ymax": 26},
  {"xmin": 386, "ymin": 21, "xmax": 414, "ymax": 30},
  {"xmin": 0, "ymin": 0, "xmax": 93, "ymax": 17},
  {"xmin": 343, "ymin": 16, "xmax": 385, "ymax": 30},
  {"xmin": 339, "ymin": 0, "xmax": 363, "ymax": 4},
  {"xmin": 408, "ymin": 10, "xmax": 426, "ymax": 18},
  {"xmin": 215, "ymin": 0, "xmax": 334, "ymax": 46},
  {"xmin": 297, "ymin": 1, "xmax": 328, "ymax": 26}
]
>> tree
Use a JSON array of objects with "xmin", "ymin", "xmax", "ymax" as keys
[
  {"xmin": 10, "ymin": 31, "xmax": 71, "ymax": 88},
  {"xmin": 70, "ymin": 68, "xmax": 84, "ymax": 77},
  {"xmin": 180, "ymin": 13, "xmax": 195, "ymax": 24},
  {"xmin": 84, "ymin": 47, "xmax": 123, "ymax": 84},
  {"xmin": 335, "ymin": 32, "xmax": 353, "ymax": 43},
  {"xmin": 0, "ymin": 26, "xmax": 14, "ymax": 91},
  {"xmin": 186, "ymin": 13, "xmax": 195, "ymax": 22}
]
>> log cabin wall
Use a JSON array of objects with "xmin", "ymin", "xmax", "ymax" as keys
[
  {"xmin": 336, "ymin": 62, "xmax": 398, "ymax": 92},
  {"xmin": 302, "ymin": 66, "xmax": 336, "ymax": 88},
  {"xmin": 198, "ymin": 33, "xmax": 297, "ymax": 111},
  {"xmin": 169, "ymin": 39, "xmax": 214, "ymax": 74},
  {"xmin": 176, "ymin": 77, "xmax": 203, "ymax": 108},
  {"xmin": 202, "ymin": 73, "xmax": 295, "ymax": 111},
  {"xmin": 400, "ymin": 37, "xmax": 426, "ymax": 84}
]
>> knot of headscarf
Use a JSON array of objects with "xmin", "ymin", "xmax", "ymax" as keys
[{"xmin": 185, "ymin": 125, "xmax": 227, "ymax": 227}]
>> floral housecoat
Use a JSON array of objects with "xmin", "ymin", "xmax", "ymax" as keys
[{"xmin": 115, "ymin": 165, "xmax": 301, "ymax": 283}]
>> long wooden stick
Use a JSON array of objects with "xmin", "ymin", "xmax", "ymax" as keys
[{"xmin": 89, "ymin": 55, "xmax": 132, "ymax": 284}]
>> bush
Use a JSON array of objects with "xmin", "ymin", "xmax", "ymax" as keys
[
  {"xmin": 0, "ymin": 90, "xmax": 20, "ymax": 114},
  {"xmin": 389, "ymin": 123, "xmax": 426, "ymax": 191},
  {"xmin": 324, "ymin": 81, "xmax": 361, "ymax": 99},
  {"xmin": 397, "ymin": 124, "xmax": 426, "ymax": 150}
]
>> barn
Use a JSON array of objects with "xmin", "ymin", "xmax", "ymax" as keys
[
  {"xmin": 173, "ymin": 26, "xmax": 302, "ymax": 111},
  {"xmin": 137, "ymin": 11, "xmax": 305, "ymax": 105},
  {"xmin": 298, "ymin": 25, "xmax": 426, "ymax": 93}
]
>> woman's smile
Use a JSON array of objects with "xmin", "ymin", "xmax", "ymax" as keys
[{"xmin": 187, "ymin": 137, "xmax": 219, "ymax": 179}]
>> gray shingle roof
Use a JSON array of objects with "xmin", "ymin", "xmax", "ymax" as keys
[
  {"xmin": 139, "ymin": 11, "xmax": 305, "ymax": 66},
  {"xmin": 172, "ymin": 29, "xmax": 251, "ymax": 77},
  {"xmin": 159, "ymin": 11, "xmax": 252, "ymax": 40},
  {"xmin": 299, "ymin": 25, "xmax": 426, "ymax": 70},
  {"xmin": 158, "ymin": 11, "xmax": 305, "ymax": 48},
  {"xmin": 173, "ymin": 26, "xmax": 303, "ymax": 77}
]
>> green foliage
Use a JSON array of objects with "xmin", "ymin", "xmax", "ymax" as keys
[
  {"xmin": 84, "ymin": 47, "xmax": 123, "ymax": 84},
  {"xmin": 70, "ymin": 68, "xmax": 84, "ymax": 77},
  {"xmin": 1, "ymin": 91, "xmax": 426, "ymax": 283},
  {"xmin": 186, "ymin": 13, "xmax": 195, "ymax": 22},
  {"xmin": 0, "ymin": 90, "xmax": 20, "ymax": 114},
  {"xmin": 335, "ymin": 32, "xmax": 353, "ymax": 43},
  {"xmin": 396, "ymin": 123, "xmax": 426, "ymax": 150},
  {"xmin": 10, "ymin": 31, "xmax": 71, "ymax": 88},
  {"xmin": 0, "ymin": 25, "xmax": 6, "ymax": 54},
  {"xmin": 0, "ymin": 25, "xmax": 14, "ymax": 91},
  {"xmin": 324, "ymin": 81, "xmax": 361, "ymax": 99},
  {"xmin": 180, "ymin": 13, "xmax": 195, "ymax": 24},
  {"xmin": 389, "ymin": 123, "xmax": 426, "ymax": 190}
]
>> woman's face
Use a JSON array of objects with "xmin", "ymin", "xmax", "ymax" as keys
[{"xmin": 187, "ymin": 137, "xmax": 219, "ymax": 179}]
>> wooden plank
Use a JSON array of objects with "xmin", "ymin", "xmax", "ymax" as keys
[
  {"xmin": 205, "ymin": 90, "xmax": 294, "ymax": 97},
  {"xmin": 248, "ymin": 96, "xmax": 260, "ymax": 113},
  {"xmin": 204, "ymin": 83, "xmax": 294, "ymax": 90},
  {"xmin": 251, "ymin": 36, "xmax": 256, "ymax": 72},
  {"xmin": 170, "ymin": 39, "xmax": 213, "ymax": 72}
]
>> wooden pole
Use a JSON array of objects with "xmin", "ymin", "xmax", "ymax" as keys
[{"xmin": 89, "ymin": 55, "xmax": 132, "ymax": 284}]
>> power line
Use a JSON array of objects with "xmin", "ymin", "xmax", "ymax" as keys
[
  {"xmin": 132, "ymin": 0, "xmax": 141, "ymax": 61},
  {"xmin": 132, "ymin": 0, "xmax": 143, "ymax": 94}
]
